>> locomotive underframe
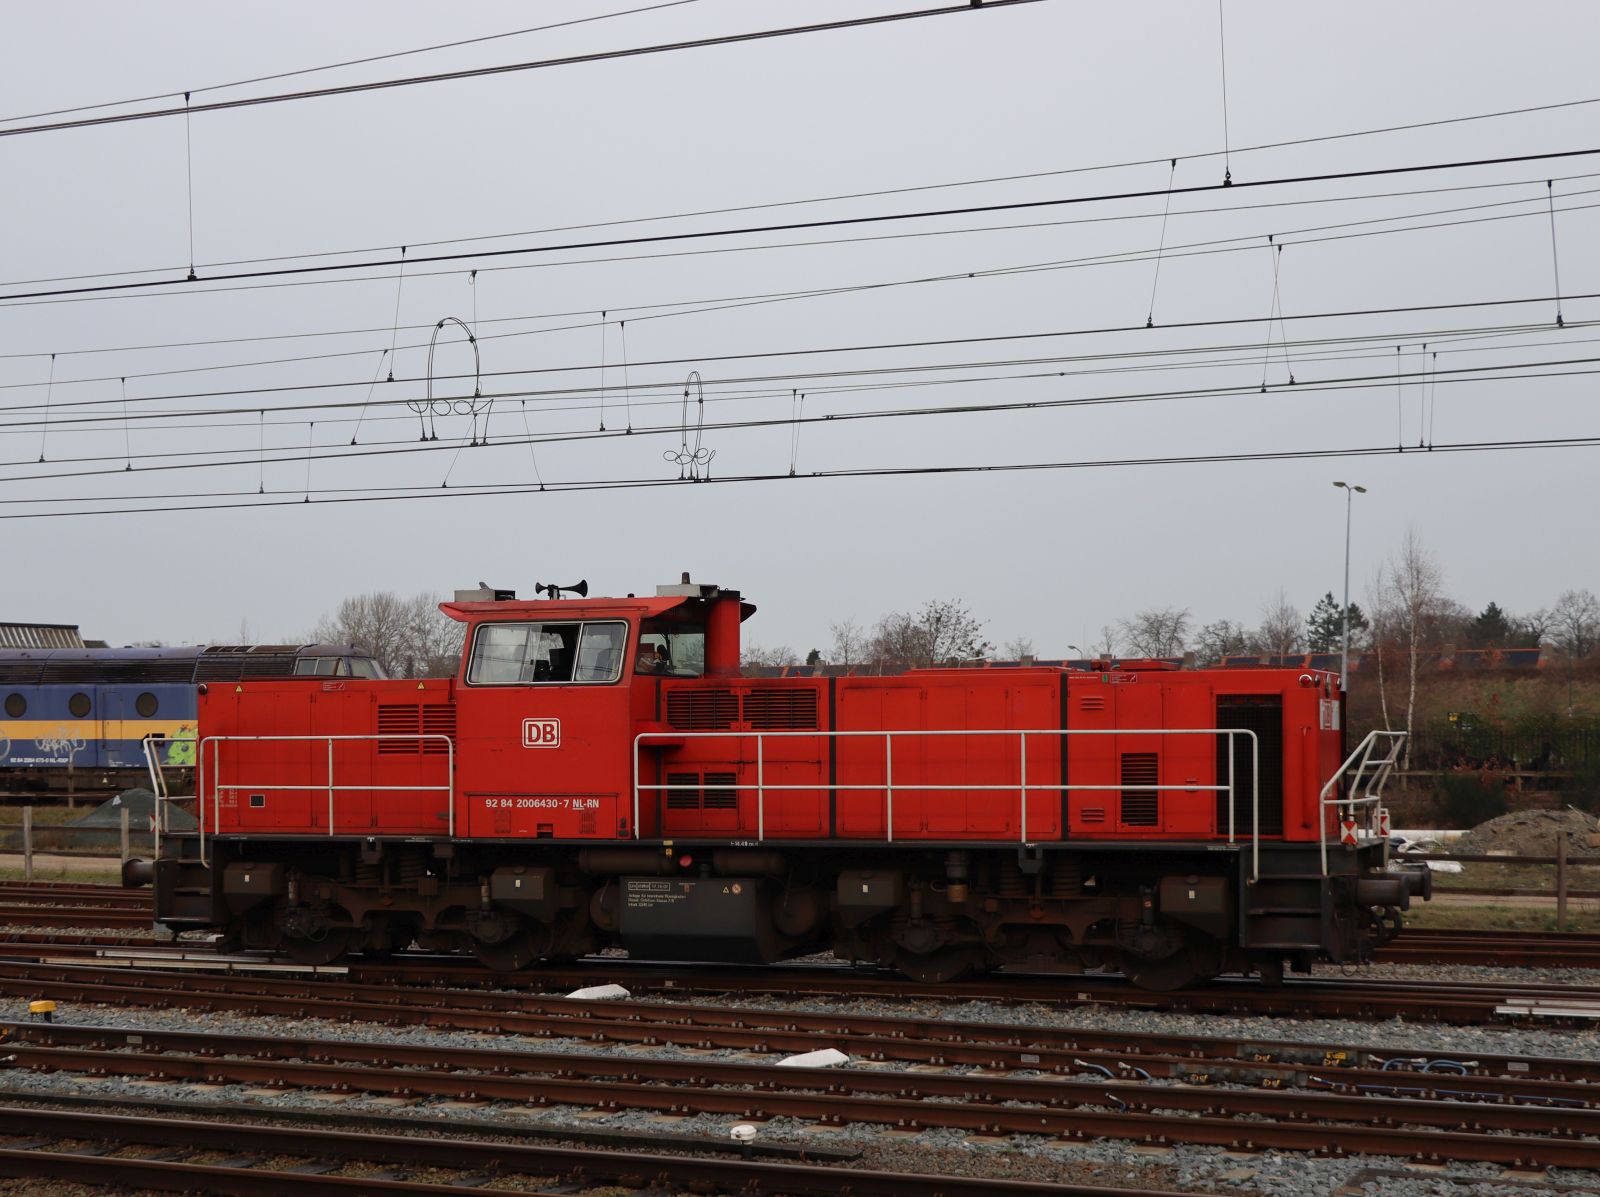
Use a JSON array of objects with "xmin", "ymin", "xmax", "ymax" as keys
[{"xmin": 150, "ymin": 831, "xmax": 1418, "ymax": 988}]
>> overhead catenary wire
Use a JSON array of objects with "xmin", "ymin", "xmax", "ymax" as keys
[
  {"xmin": 0, "ymin": 1, "xmax": 1043, "ymax": 138},
  {"xmin": 9, "ymin": 430, "xmax": 1600, "ymax": 522},
  {"xmin": 5, "ymin": 143, "xmax": 1598, "ymax": 305},
  {"xmin": 0, "ymin": 0, "xmax": 711, "ymax": 125},
  {"xmin": 5, "ymin": 352, "xmax": 1597, "ymax": 488},
  {"xmin": 4, "ymin": 286, "xmax": 1597, "ymax": 424},
  {"xmin": 8, "ymin": 318, "xmax": 1594, "ymax": 455}
]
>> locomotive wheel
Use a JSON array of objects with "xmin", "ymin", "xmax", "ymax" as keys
[
  {"xmin": 892, "ymin": 943, "xmax": 978, "ymax": 984},
  {"xmin": 1118, "ymin": 948, "xmax": 1201, "ymax": 992},
  {"xmin": 471, "ymin": 927, "xmax": 541, "ymax": 972},
  {"xmin": 281, "ymin": 927, "xmax": 350, "ymax": 966}
]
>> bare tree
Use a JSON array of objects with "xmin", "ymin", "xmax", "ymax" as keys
[
  {"xmin": 1003, "ymin": 636, "xmax": 1036, "ymax": 660},
  {"xmin": 1520, "ymin": 606, "xmax": 1556, "ymax": 646},
  {"xmin": 869, "ymin": 599, "xmax": 991, "ymax": 668},
  {"xmin": 1092, "ymin": 624, "xmax": 1119, "ymax": 658},
  {"xmin": 741, "ymin": 643, "xmax": 798, "ymax": 669},
  {"xmin": 829, "ymin": 618, "xmax": 865, "ymax": 668},
  {"xmin": 1365, "ymin": 569, "xmax": 1399, "ymax": 732},
  {"xmin": 1118, "ymin": 607, "xmax": 1190, "ymax": 657},
  {"xmin": 1192, "ymin": 619, "xmax": 1249, "ymax": 665},
  {"xmin": 1550, "ymin": 588, "xmax": 1600, "ymax": 660},
  {"xmin": 314, "ymin": 591, "xmax": 463, "ymax": 678},
  {"xmin": 1252, "ymin": 590, "xmax": 1303, "ymax": 657},
  {"xmin": 1386, "ymin": 528, "xmax": 1444, "ymax": 765}
]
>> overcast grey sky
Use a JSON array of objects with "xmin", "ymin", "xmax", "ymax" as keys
[{"xmin": 1, "ymin": 1, "xmax": 1595, "ymax": 654}]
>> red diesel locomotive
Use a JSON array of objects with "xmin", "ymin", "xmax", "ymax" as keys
[{"xmin": 133, "ymin": 578, "xmax": 1429, "ymax": 990}]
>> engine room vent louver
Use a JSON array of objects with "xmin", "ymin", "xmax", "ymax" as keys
[
  {"xmin": 1119, "ymin": 751, "xmax": 1159, "ymax": 827},
  {"xmin": 377, "ymin": 704, "xmax": 456, "ymax": 755},
  {"xmin": 666, "ymin": 772, "xmax": 699, "ymax": 809},
  {"xmin": 743, "ymin": 689, "xmax": 819, "ymax": 730},
  {"xmin": 1078, "ymin": 694, "xmax": 1107, "ymax": 711},
  {"xmin": 702, "ymin": 771, "xmax": 738, "ymax": 809},
  {"xmin": 666, "ymin": 690, "xmax": 738, "ymax": 730}
]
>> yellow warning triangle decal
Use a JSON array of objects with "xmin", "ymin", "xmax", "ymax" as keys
[
  {"xmin": 235, "ymin": 685, "xmax": 243, "ymax": 693},
  {"xmin": 417, "ymin": 681, "xmax": 425, "ymax": 690}
]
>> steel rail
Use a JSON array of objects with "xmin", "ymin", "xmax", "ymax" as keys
[
  {"xmin": 1, "ymin": 960, "xmax": 1598, "ymax": 1076},
  {"xmin": 8, "ymin": 1020, "xmax": 1598, "ymax": 1128},
  {"xmin": 5, "ymin": 1040, "xmax": 1595, "ymax": 1167},
  {"xmin": 0, "ymin": 1104, "xmax": 1117, "ymax": 1197}
]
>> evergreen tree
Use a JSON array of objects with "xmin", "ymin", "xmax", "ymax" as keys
[
  {"xmin": 1463, "ymin": 601, "xmax": 1514, "ymax": 648},
  {"xmin": 1306, "ymin": 591, "xmax": 1369, "ymax": 652}
]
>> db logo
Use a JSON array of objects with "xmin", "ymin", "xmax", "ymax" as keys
[{"xmin": 521, "ymin": 718, "xmax": 561, "ymax": 748}]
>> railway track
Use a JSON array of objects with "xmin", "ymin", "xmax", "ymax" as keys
[
  {"xmin": 4, "ymin": 1018, "xmax": 1598, "ymax": 1169},
  {"xmin": 0, "ymin": 956, "xmax": 1597, "ymax": 1079},
  {"xmin": 0, "ymin": 1102, "xmax": 1111, "ymax": 1196},
  {"xmin": 5, "ymin": 938, "xmax": 1600, "ymax": 1023}
]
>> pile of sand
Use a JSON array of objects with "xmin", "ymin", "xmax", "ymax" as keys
[{"xmin": 1455, "ymin": 807, "xmax": 1600, "ymax": 858}]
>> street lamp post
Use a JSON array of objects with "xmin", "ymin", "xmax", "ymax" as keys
[{"xmin": 1332, "ymin": 481, "xmax": 1367, "ymax": 691}]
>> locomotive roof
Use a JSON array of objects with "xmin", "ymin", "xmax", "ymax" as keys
[{"xmin": 440, "ymin": 594, "xmax": 755, "ymax": 622}]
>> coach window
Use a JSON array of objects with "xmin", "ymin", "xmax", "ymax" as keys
[
  {"xmin": 135, "ymin": 692, "xmax": 159, "ymax": 717},
  {"xmin": 3, "ymin": 693, "xmax": 24, "ymax": 718},
  {"xmin": 68, "ymin": 692, "xmax": 91, "ymax": 718},
  {"xmin": 468, "ymin": 621, "xmax": 627, "ymax": 685}
]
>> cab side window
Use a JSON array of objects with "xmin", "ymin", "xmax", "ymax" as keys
[{"xmin": 468, "ymin": 621, "xmax": 626, "ymax": 685}]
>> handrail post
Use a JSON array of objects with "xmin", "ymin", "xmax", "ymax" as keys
[
  {"xmin": 1250, "ymin": 731, "xmax": 1260, "ymax": 882},
  {"xmin": 885, "ymin": 733, "xmax": 894, "ymax": 844},
  {"xmin": 632, "ymin": 736, "xmax": 640, "ymax": 841},
  {"xmin": 1018, "ymin": 730, "xmax": 1027, "ymax": 844},
  {"xmin": 326, "ymin": 738, "xmax": 335, "ymax": 836},
  {"xmin": 756, "ymin": 734, "xmax": 765, "ymax": 843},
  {"xmin": 1227, "ymin": 731, "xmax": 1235, "ymax": 845}
]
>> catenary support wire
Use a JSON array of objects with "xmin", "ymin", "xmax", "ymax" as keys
[
  {"xmin": 1217, "ymin": 0, "xmax": 1232, "ymax": 185},
  {"xmin": 36, "ymin": 354, "xmax": 54, "ymax": 462},
  {"xmin": 1146, "ymin": 159, "xmax": 1177, "ymax": 327},
  {"xmin": 1547, "ymin": 180, "xmax": 1566, "ymax": 326}
]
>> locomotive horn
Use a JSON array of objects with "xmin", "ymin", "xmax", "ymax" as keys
[{"xmin": 536, "ymin": 580, "xmax": 588, "ymax": 599}]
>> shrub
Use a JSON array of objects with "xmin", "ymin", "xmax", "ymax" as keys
[{"xmin": 1434, "ymin": 773, "xmax": 1509, "ymax": 828}]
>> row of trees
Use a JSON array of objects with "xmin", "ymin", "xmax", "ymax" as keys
[{"xmin": 310, "ymin": 592, "xmax": 465, "ymax": 679}]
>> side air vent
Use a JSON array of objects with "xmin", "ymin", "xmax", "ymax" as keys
[
  {"xmin": 377, "ymin": 704, "xmax": 456, "ymax": 755},
  {"xmin": 1078, "ymin": 806, "xmax": 1106, "ymax": 824},
  {"xmin": 666, "ymin": 771, "xmax": 700, "ymax": 810},
  {"xmin": 702, "ymin": 771, "xmax": 739, "ymax": 809},
  {"xmin": 743, "ymin": 688, "xmax": 819, "ymax": 730},
  {"xmin": 666, "ymin": 690, "xmax": 738, "ymax": 730},
  {"xmin": 1078, "ymin": 694, "xmax": 1107, "ymax": 712},
  {"xmin": 1119, "ymin": 752, "xmax": 1159, "ymax": 827}
]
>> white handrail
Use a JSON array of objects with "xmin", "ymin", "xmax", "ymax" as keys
[
  {"xmin": 141, "ymin": 735, "xmax": 196, "ymax": 865},
  {"xmin": 1317, "ymin": 730, "xmax": 1407, "ymax": 875},
  {"xmin": 633, "ymin": 727, "xmax": 1262, "ymax": 878},
  {"xmin": 200, "ymin": 734, "xmax": 456, "ymax": 844}
]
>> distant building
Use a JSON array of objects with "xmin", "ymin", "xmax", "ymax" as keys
[{"xmin": 0, "ymin": 622, "xmax": 88, "ymax": 649}]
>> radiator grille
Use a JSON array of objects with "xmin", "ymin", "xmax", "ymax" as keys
[
  {"xmin": 665, "ymin": 690, "xmax": 738, "ymax": 729},
  {"xmin": 743, "ymin": 688, "xmax": 819, "ymax": 730},
  {"xmin": 376, "ymin": 704, "xmax": 456, "ymax": 754},
  {"xmin": 1119, "ymin": 752, "xmax": 1159, "ymax": 826},
  {"xmin": 702, "ymin": 771, "xmax": 739, "ymax": 809},
  {"xmin": 666, "ymin": 771, "xmax": 700, "ymax": 810}
]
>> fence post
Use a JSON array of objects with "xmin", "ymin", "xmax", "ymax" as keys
[
  {"xmin": 22, "ymin": 807, "xmax": 32, "ymax": 882},
  {"xmin": 1557, "ymin": 837, "xmax": 1569, "ymax": 932},
  {"xmin": 120, "ymin": 806, "xmax": 130, "ymax": 866}
]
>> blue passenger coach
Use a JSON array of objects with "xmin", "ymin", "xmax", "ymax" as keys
[{"xmin": 0, "ymin": 644, "xmax": 382, "ymax": 795}]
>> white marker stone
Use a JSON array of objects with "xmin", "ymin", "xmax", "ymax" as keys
[
  {"xmin": 775, "ymin": 1048, "xmax": 849, "ymax": 1068},
  {"xmin": 565, "ymin": 984, "xmax": 631, "ymax": 1000}
]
